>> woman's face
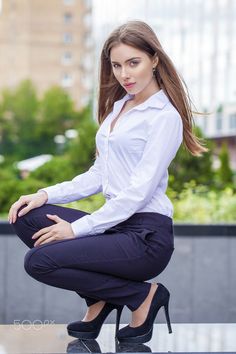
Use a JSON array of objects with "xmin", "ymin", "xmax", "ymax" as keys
[{"xmin": 110, "ymin": 43, "xmax": 158, "ymax": 97}]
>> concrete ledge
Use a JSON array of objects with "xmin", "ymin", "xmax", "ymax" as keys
[{"xmin": 1, "ymin": 220, "xmax": 236, "ymax": 236}]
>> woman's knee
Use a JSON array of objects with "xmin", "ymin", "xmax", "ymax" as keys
[
  {"xmin": 11, "ymin": 211, "xmax": 29, "ymax": 236},
  {"xmin": 24, "ymin": 248, "xmax": 37, "ymax": 276},
  {"xmin": 24, "ymin": 245, "xmax": 57, "ymax": 277},
  {"xmin": 24, "ymin": 247, "xmax": 46, "ymax": 277}
]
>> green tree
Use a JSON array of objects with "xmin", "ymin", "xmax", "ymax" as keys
[
  {"xmin": 36, "ymin": 86, "xmax": 76, "ymax": 154},
  {"xmin": 66, "ymin": 103, "xmax": 98, "ymax": 174},
  {"xmin": 0, "ymin": 80, "xmax": 39, "ymax": 158},
  {"xmin": 0, "ymin": 81, "xmax": 80, "ymax": 159}
]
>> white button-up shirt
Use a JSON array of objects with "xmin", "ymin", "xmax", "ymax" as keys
[{"xmin": 39, "ymin": 89, "xmax": 183, "ymax": 237}]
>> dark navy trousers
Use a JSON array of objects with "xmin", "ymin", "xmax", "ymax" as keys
[{"xmin": 12, "ymin": 204, "xmax": 174, "ymax": 311}]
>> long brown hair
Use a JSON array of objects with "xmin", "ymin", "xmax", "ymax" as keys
[{"xmin": 97, "ymin": 20, "xmax": 208, "ymax": 156}]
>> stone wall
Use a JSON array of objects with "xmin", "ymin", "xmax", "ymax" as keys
[{"xmin": 1, "ymin": 222, "xmax": 236, "ymax": 324}]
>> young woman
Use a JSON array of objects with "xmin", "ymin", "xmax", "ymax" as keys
[{"xmin": 8, "ymin": 20, "xmax": 207, "ymax": 344}]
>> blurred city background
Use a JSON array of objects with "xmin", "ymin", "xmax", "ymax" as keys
[{"xmin": 0, "ymin": 0, "xmax": 235, "ymax": 222}]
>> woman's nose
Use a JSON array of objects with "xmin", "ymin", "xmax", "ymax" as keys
[{"xmin": 121, "ymin": 67, "xmax": 130, "ymax": 79}]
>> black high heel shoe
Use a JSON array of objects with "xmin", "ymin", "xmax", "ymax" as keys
[
  {"xmin": 116, "ymin": 283, "xmax": 172, "ymax": 344},
  {"xmin": 67, "ymin": 302, "xmax": 124, "ymax": 340}
]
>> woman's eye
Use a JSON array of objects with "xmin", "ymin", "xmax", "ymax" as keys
[
  {"xmin": 130, "ymin": 61, "xmax": 139, "ymax": 67},
  {"xmin": 112, "ymin": 64, "xmax": 119, "ymax": 69}
]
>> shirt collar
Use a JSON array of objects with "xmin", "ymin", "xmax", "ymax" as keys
[{"xmin": 113, "ymin": 89, "xmax": 169, "ymax": 114}]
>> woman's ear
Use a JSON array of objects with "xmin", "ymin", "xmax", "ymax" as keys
[{"xmin": 153, "ymin": 54, "xmax": 159, "ymax": 67}]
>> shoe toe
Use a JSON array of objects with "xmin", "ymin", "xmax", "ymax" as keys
[
  {"xmin": 116, "ymin": 325, "xmax": 135, "ymax": 339},
  {"xmin": 67, "ymin": 320, "xmax": 94, "ymax": 332},
  {"xmin": 67, "ymin": 321, "xmax": 80, "ymax": 330}
]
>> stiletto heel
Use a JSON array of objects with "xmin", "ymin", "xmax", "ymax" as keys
[
  {"xmin": 116, "ymin": 283, "xmax": 173, "ymax": 344},
  {"xmin": 115, "ymin": 306, "xmax": 123, "ymax": 334},
  {"xmin": 67, "ymin": 303, "xmax": 124, "ymax": 340},
  {"xmin": 164, "ymin": 298, "xmax": 172, "ymax": 333}
]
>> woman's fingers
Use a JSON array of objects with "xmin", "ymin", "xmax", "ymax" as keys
[
  {"xmin": 8, "ymin": 202, "xmax": 21, "ymax": 224},
  {"xmin": 18, "ymin": 203, "xmax": 34, "ymax": 218},
  {"xmin": 35, "ymin": 236, "xmax": 55, "ymax": 247},
  {"xmin": 8, "ymin": 200, "xmax": 26, "ymax": 224},
  {"xmin": 8, "ymin": 193, "xmax": 47, "ymax": 225},
  {"xmin": 33, "ymin": 231, "xmax": 54, "ymax": 247},
  {"xmin": 32, "ymin": 226, "xmax": 53, "ymax": 239}
]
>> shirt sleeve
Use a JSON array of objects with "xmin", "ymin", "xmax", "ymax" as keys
[
  {"xmin": 37, "ymin": 154, "xmax": 103, "ymax": 204},
  {"xmin": 71, "ymin": 110, "xmax": 183, "ymax": 237}
]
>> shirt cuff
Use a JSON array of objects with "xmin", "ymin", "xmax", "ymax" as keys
[
  {"xmin": 37, "ymin": 187, "xmax": 56, "ymax": 204},
  {"xmin": 71, "ymin": 216, "xmax": 96, "ymax": 237}
]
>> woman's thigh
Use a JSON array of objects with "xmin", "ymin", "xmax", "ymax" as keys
[
  {"xmin": 12, "ymin": 204, "xmax": 90, "ymax": 249},
  {"xmin": 24, "ymin": 226, "xmax": 173, "ymax": 282}
]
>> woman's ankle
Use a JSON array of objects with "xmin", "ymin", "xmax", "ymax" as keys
[
  {"xmin": 130, "ymin": 283, "xmax": 158, "ymax": 327},
  {"xmin": 82, "ymin": 300, "xmax": 106, "ymax": 322}
]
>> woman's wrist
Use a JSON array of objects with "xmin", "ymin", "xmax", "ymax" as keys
[{"xmin": 37, "ymin": 190, "xmax": 48, "ymax": 203}]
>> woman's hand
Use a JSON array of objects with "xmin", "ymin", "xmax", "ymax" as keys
[
  {"xmin": 32, "ymin": 214, "xmax": 75, "ymax": 247},
  {"xmin": 8, "ymin": 191, "xmax": 48, "ymax": 224}
]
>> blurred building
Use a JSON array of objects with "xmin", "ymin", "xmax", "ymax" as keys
[
  {"xmin": 16, "ymin": 154, "xmax": 52, "ymax": 179},
  {"xmin": 0, "ymin": 0, "xmax": 93, "ymax": 109},
  {"xmin": 93, "ymin": 0, "xmax": 236, "ymax": 170},
  {"xmin": 204, "ymin": 102, "xmax": 236, "ymax": 170}
]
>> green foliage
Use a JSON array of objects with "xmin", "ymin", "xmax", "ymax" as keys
[
  {"xmin": 0, "ymin": 80, "xmax": 39, "ymax": 157},
  {"xmin": 67, "ymin": 105, "xmax": 98, "ymax": 173},
  {"xmin": 0, "ymin": 81, "xmax": 78, "ymax": 158},
  {"xmin": 0, "ymin": 80, "xmax": 98, "ymax": 214},
  {"xmin": 215, "ymin": 142, "xmax": 234, "ymax": 187},
  {"xmin": 0, "ymin": 176, "xmax": 45, "ymax": 214},
  {"xmin": 36, "ymin": 86, "xmax": 76, "ymax": 154},
  {"xmin": 63, "ymin": 193, "xmax": 105, "ymax": 214},
  {"xmin": 167, "ymin": 181, "xmax": 236, "ymax": 223},
  {"xmin": 169, "ymin": 126, "xmax": 215, "ymax": 192},
  {"xmin": 30, "ymin": 155, "xmax": 75, "ymax": 185}
]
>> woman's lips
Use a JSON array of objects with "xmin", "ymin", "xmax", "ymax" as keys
[{"xmin": 123, "ymin": 82, "xmax": 135, "ymax": 89}]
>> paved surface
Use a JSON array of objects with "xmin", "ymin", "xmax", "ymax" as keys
[{"xmin": 0, "ymin": 323, "xmax": 236, "ymax": 353}]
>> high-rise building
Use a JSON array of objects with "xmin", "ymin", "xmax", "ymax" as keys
[{"xmin": 0, "ymin": 0, "xmax": 93, "ymax": 109}]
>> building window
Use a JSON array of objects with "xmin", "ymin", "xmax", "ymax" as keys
[
  {"xmin": 63, "ymin": 33, "xmax": 72, "ymax": 44},
  {"xmin": 216, "ymin": 118, "xmax": 222, "ymax": 131},
  {"xmin": 229, "ymin": 113, "xmax": 236, "ymax": 129},
  {"xmin": 84, "ymin": 34, "xmax": 93, "ymax": 48},
  {"xmin": 61, "ymin": 73, "xmax": 73, "ymax": 87},
  {"xmin": 64, "ymin": 12, "xmax": 72, "ymax": 24},
  {"xmin": 63, "ymin": 0, "xmax": 75, "ymax": 5},
  {"xmin": 83, "ymin": 13, "xmax": 92, "ymax": 27},
  {"xmin": 81, "ymin": 54, "xmax": 93, "ymax": 71},
  {"xmin": 62, "ymin": 52, "xmax": 72, "ymax": 65}
]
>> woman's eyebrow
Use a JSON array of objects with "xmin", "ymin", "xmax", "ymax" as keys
[{"xmin": 111, "ymin": 57, "xmax": 142, "ymax": 64}]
